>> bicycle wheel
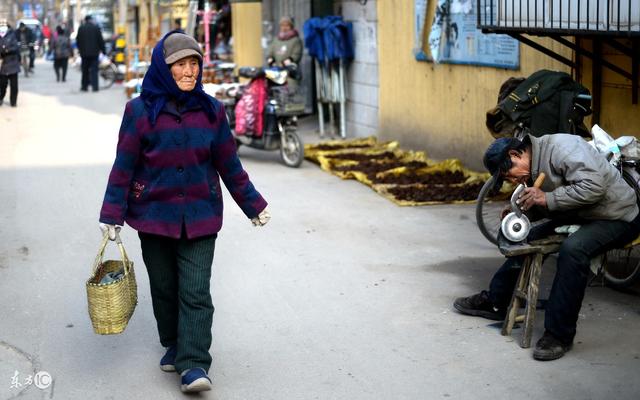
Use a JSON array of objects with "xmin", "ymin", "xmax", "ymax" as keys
[
  {"xmin": 99, "ymin": 63, "xmax": 117, "ymax": 89},
  {"xmin": 475, "ymin": 176, "xmax": 509, "ymax": 246},
  {"xmin": 602, "ymin": 169, "xmax": 640, "ymax": 288},
  {"xmin": 602, "ymin": 247, "xmax": 640, "ymax": 289}
]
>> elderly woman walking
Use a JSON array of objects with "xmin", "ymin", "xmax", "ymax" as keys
[{"xmin": 99, "ymin": 31, "xmax": 270, "ymax": 393}]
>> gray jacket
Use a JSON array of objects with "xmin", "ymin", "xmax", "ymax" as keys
[{"xmin": 530, "ymin": 134, "xmax": 638, "ymax": 222}]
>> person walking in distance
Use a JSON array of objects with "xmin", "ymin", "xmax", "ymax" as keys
[
  {"xmin": 76, "ymin": 15, "xmax": 105, "ymax": 92},
  {"xmin": 0, "ymin": 20, "xmax": 20, "ymax": 107},
  {"xmin": 16, "ymin": 22, "xmax": 34, "ymax": 75},
  {"xmin": 51, "ymin": 26, "xmax": 71, "ymax": 82}
]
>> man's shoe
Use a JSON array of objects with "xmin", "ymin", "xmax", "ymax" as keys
[
  {"xmin": 80, "ymin": 88, "xmax": 88, "ymax": 92},
  {"xmin": 0, "ymin": 99, "xmax": 3, "ymax": 106},
  {"xmin": 159, "ymin": 346, "xmax": 177, "ymax": 372},
  {"xmin": 453, "ymin": 291, "xmax": 505, "ymax": 321},
  {"xmin": 533, "ymin": 332, "xmax": 572, "ymax": 361},
  {"xmin": 180, "ymin": 368, "xmax": 212, "ymax": 393}
]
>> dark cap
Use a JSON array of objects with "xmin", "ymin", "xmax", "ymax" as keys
[
  {"xmin": 483, "ymin": 137, "xmax": 525, "ymax": 191},
  {"xmin": 163, "ymin": 32, "xmax": 203, "ymax": 64}
]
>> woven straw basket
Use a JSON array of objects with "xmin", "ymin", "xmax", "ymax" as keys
[{"xmin": 86, "ymin": 232, "xmax": 138, "ymax": 335}]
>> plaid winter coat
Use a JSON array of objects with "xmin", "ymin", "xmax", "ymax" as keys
[{"xmin": 99, "ymin": 97, "xmax": 268, "ymax": 239}]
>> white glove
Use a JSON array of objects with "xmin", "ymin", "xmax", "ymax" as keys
[
  {"xmin": 99, "ymin": 223, "xmax": 122, "ymax": 240},
  {"xmin": 251, "ymin": 209, "xmax": 271, "ymax": 227}
]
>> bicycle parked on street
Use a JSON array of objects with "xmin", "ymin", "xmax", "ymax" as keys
[
  {"xmin": 72, "ymin": 54, "xmax": 119, "ymax": 90},
  {"xmin": 98, "ymin": 55, "xmax": 118, "ymax": 90}
]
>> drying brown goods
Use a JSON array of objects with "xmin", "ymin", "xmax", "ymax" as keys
[
  {"xmin": 387, "ymin": 183, "xmax": 484, "ymax": 203},
  {"xmin": 313, "ymin": 143, "xmax": 373, "ymax": 151},
  {"xmin": 332, "ymin": 160, "xmax": 429, "ymax": 175},
  {"xmin": 325, "ymin": 151, "xmax": 397, "ymax": 161},
  {"xmin": 304, "ymin": 137, "xmax": 492, "ymax": 206},
  {"xmin": 372, "ymin": 170, "xmax": 466, "ymax": 185}
]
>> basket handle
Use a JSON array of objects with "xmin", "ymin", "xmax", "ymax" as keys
[{"xmin": 91, "ymin": 231, "xmax": 132, "ymax": 276}]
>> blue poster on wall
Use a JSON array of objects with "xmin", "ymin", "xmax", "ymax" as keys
[{"xmin": 416, "ymin": 0, "xmax": 520, "ymax": 70}]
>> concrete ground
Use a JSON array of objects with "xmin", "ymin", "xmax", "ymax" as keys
[{"xmin": 1, "ymin": 60, "xmax": 639, "ymax": 400}]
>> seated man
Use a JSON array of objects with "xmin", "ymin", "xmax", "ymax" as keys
[{"xmin": 455, "ymin": 134, "xmax": 640, "ymax": 361}]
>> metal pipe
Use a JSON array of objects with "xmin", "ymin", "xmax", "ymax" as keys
[
  {"xmin": 551, "ymin": 35, "xmax": 634, "ymax": 79},
  {"xmin": 508, "ymin": 33, "xmax": 576, "ymax": 67},
  {"xmin": 314, "ymin": 59, "xmax": 325, "ymax": 137},
  {"xmin": 632, "ymin": 38, "xmax": 638, "ymax": 104},
  {"xmin": 339, "ymin": 58, "xmax": 346, "ymax": 139},
  {"xmin": 592, "ymin": 38, "xmax": 602, "ymax": 125}
]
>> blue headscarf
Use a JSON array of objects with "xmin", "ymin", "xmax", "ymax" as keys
[{"xmin": 141, "ymin": 30, "xmax": 217, "ymax": 125}]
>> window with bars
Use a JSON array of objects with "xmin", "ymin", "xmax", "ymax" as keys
[{"xmin": 477, "ymin": 0, "xmax": 640, "ymax": 35}]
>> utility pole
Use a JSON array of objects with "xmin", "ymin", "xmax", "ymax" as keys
[{"xmin": 118, "ymin": 0, "xmax": 127, "ymax": 30}]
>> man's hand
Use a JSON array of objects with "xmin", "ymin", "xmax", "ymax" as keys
[
  {"xmin": 99, "ymin": 223, "xmax": 122, "ymax": 240},
  {"xmin": 251, "ymin": 209, "xmax": 271, "ymax": 227},
  {"xmin": 516, "ymin": 187, "xmax": 547, "ymax": 211}
]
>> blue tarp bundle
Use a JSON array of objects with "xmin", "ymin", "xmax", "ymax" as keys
[{"xmin": 303, "ymin": 16, "xmax": 354, "ymax": 63}]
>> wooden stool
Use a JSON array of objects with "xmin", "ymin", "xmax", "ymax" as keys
[{"xmin": 499, "ymin": 235, "xmax": 565, "ymax": 348}]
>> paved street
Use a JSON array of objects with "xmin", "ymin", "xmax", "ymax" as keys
[{"xmin": 1, "ymin": 60, "xmax": 639, "ymax": 400}]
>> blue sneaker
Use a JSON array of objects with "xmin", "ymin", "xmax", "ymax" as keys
[
  {"xmin": 180, "ymin": 368, "xmax": 212, "ymax": 393},
  {"xmin": 159, "ymin": 346, "xmax": 177, "ymax": 372}
]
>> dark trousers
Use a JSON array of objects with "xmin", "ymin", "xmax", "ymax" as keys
[
  {"xmin": 81, "ymin": 56, "xmax": 99, "ymax": 91},
  {"xmin": 0, "ymin": 73, "xmax": 18, "ymax": 106},
  {"xmin": 29, "ymin": 47, "xmax": 35, "ymax": 69},
  {"xmin": 489, "ymin": 214, "xmax": 640, "ymax": 343},
  {"xmin": 139, "ymin": 230, "xmax": 217, "ymax": 374},
  {"xmin": 53, "ymin": 58, "xmax": 68, "ymax": 81}
]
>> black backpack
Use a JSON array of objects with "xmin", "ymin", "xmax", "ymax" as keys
[{"xmin": 486, "ymin": 69, "xmax": 592, "ymax": 138}]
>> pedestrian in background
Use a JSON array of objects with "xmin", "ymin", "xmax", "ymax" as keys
[
  {"xmin": 266, "ymin": 16, "xmax": 303, "ymax": 90},
  {"xmin": 99, "ymin": 31, "xmax": 271, "ymax": 393},
  {"xmin": 0, "ymin": 20, "xmax": 20, "ymax": 107},
  {"xmin": 51, "ymin": 26, "xmax": 71, "ymax": 82},
  {"xmin": 17, "ymin": 22, "xmax": 34, "ymax": 74},
  {"xmin": 76, "ymin": 15, "xmax": 105, "ymax": 92},
  {"xmin": 266, "ymin": 16, "xmax": 303, "ymax": 67}
]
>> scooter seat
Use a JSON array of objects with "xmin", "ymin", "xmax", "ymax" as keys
[{"xmin": 238, "ymin": 67, "xmax": 264, "ymax": 79}]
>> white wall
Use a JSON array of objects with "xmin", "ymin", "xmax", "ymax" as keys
[{"xmin": 336, "ymin": 0, "xmax": 379, "ymax": 138}]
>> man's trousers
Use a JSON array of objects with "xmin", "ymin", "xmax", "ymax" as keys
[{"xmin": 489, "ymin": 214, "xmax": 640, "ymax": 344}]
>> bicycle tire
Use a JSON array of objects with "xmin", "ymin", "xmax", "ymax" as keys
[
  {"xmin": 99, "ymin": 63, "xmax": 117, "ymax": 89},
  {"xmin": 602, "ymin": 169, "xmax": 640, "ymax": 288},
  {"xmin": 475, "ymin": 176, "xmax": 506, "ymax": 246}
]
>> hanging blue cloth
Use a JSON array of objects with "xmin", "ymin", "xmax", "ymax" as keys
[
  {"xmin": 303, "ymin": 17, "xmax": 329, "ymax": 61},
  {"xmin": 324, "ymin": 16, "xmax": 354, "ymax": 61},
  {"xmin": 140, "ymin": 30, "xmax": 218, "ymax": 125},
  {"xmin": 303, "ymin": 16, "xmax": 354, "ymax": 63}
]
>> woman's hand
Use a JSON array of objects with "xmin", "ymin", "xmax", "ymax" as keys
[
  {"xmin": 251, "ymin": 209, "xmax": 271, "ymax": 227},
  {"xmin": 516, "ymin": 187, "xmax": 547, "ymax": 211},
  {"xmin": 99, "ymin": 223, "xmax": 122, "ymax": 240}
]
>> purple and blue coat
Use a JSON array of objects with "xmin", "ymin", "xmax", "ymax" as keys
[{"xmin": 99, "ymin": 96, "xmax": 267, "ymax": 239}]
